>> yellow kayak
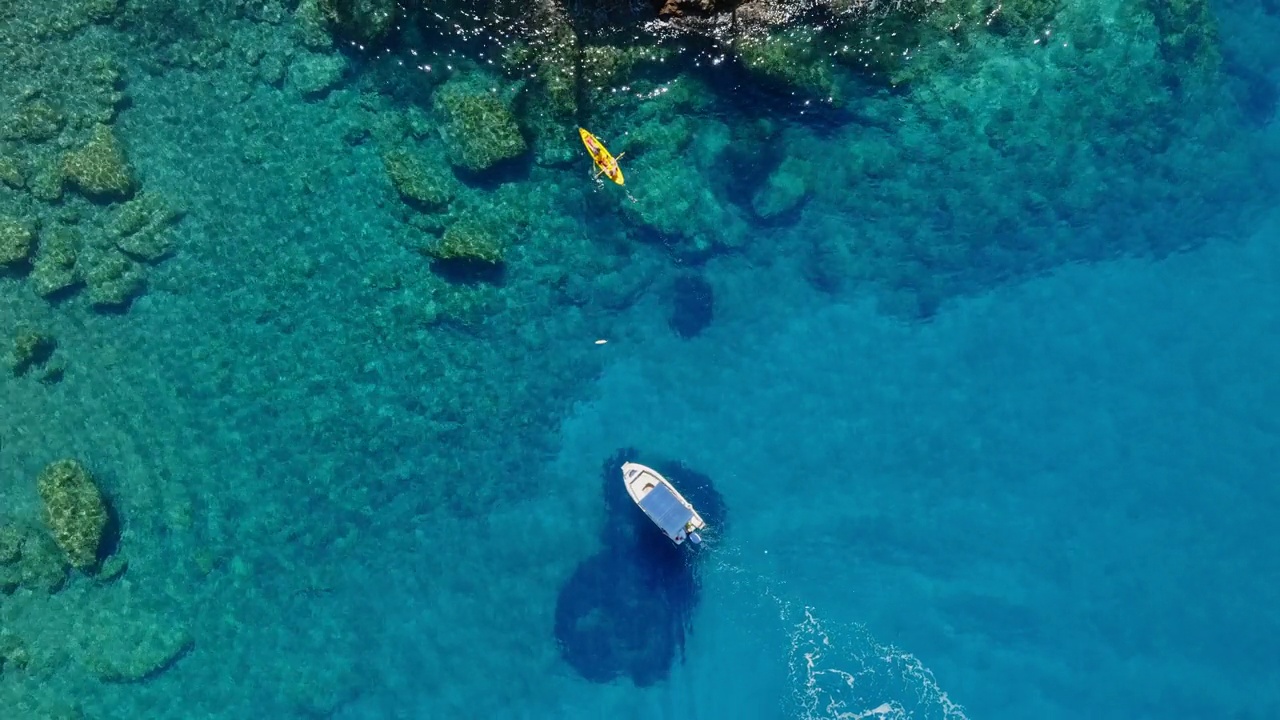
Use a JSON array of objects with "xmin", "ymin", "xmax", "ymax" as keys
[{"xmin": 579, "ymin": 127, "xmax": 625, "ymax": 186}]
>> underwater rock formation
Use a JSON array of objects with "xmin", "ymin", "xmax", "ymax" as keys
[
  {"xmin": 84, "ymin": 249, "xmax": 145, "ymax": 308},
  {"xmin": 110, "ymin": 193, "xmax": 182, "ymax": 262},
  {"xmin": 752, "ymin": 156, "xmax": 809, "ymax": 220},
  {"xmin": 382, "ymin": 148, "xmax": 456, "ymax": 211},
  {"xmin": 0, "ymin": 523, "xmax": 70, "ymax": 594},
  {"xmin": 434, "ymin": 81, "xmax": 528, "ymax": 173},
  {"xmin": 29, "ymin": 226, "xmax": 81, "ymax": 297},
  {"xmin": 317, "ymin": 0, "xmax": 397, "ymax": 46},
  {"xmin": 0, "ymin": 525, "xmax": 20, "ymax": 565},
  {"xmin": 287, "ymin": 52, "xmax": 348, "ymax": 97},
  {"xmin": 62, "ymin": 124, "xmax": 136, "ymax": 201},
  {"xmin": 0, "ymin": 525, "xmax": 21, "ymax": 594},
  {"xmin": 84, "ymin": 619, "xmax": 194, "ymax": 682},
  {"xmin": 10, "ymin": 328, "xmax": 55, "ymax": 377},
  {"xmin": 37, "ymin": 459, "xmax": 109, "ymax": 571},
  {"xmin": 0, "ymin": 216, "xmax": 35, "ymax": 266},
  {"xmin": 554, "ymin": 449, "xmax": 726, "ymax": 686},
  {"xmin": 0, "ymin": 633, "xmax": 30, "ymax": 674},
  {"xmin": 669, "ymin": 274, "xmax": 714, "ymax": 339},
  {"xmin": 430, "ymin": 215, "xmax": 505, "ymax": 265},
  {"xmin": 551, "ymin": 0, "xmax": 804, "ymax": 28}
]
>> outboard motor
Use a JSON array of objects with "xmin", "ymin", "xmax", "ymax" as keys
[{"xmin": 688, "ymin": 532, "xmax": 702, "ymax": 545}]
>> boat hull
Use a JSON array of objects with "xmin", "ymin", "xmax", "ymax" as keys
[{"xmin": 622, "ymin": 462, "xmax": 706, "ymax": 545}]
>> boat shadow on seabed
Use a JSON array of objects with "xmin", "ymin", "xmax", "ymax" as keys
[{"xmin": 553, "ymin": 448, "xmax": 727, "ymax": 686}]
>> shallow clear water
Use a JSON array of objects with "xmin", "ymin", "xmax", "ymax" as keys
[{"xmin": 1, "ymin": 0, "xmax": 1279, "ymax": 717}]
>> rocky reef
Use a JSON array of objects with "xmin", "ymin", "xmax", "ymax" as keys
[
  {"xmin": 0, "ymin": 4, "xmax": 182, "ymax": 313},
  {"xmin": 0, "ymin": 521, "xmax": 71, "ymax": 595},
  {"xmin": 36, "ymin": 459, "xmax": 110, "ymax": 571},
  {"xmin": 434, "ymin": 79, "xmax": 528, "ymax": 173}
]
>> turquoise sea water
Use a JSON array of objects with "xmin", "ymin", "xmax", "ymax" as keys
[{"xmin": 2, "ymin": 0, "xmax": 1280, "ymax": 718}]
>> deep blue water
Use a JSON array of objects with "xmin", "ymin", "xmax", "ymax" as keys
[
  {"xmin": 2, "ymin": 0, "xmax": 1280, "ymax": 718},
  {"xmin": 541, "ymin": 224, "xmax": 1280, "ymax": 719}
]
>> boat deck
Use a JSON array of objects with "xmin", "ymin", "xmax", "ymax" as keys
[
  {"xmin": 622, "ymin": 462, "xmax": 706, "ymax": 544},
  {"xmin": 639, "ymin": 483, "xmax": 696, "ymax": 538}
]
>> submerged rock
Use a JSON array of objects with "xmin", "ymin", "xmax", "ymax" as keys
[
  {"xmin": 110, "ymin": 194, "xmax": 182, "ymax": 262},
  {"xmin": 429, "ymin": 216, "xmax": 505, "ymax": 265},
  {"xmin": 17, "ymin": 530, "xmax": 68, "ymax": 593},
  {"xmin": 30, "ymin": 226, "xmax": 82, "ymax": 297},
  {"xmin": 11, "ymin": 329, "xmax": 56, "ymax": 376},
  {"xmin": 0, "ymin": 217, "xmax": 35, "ymax": 265},
  {"xmin": 752, "ymin": 156, "xmax": 808, "ymax": 220},
  {"xmin": 656, "ymin": 0, "xmax": 737, "ymax": 17},
  {"xmin": 0, "ymin": 155, "xmax": 24, "ymax": 188},
  {"xmin": 0, "ymin": 633, "xmax": 30, "ymax": 674},
  {"xmin": 83, "ymin": 613, "xmax": 193, "ymax": 682},
  {"xmin": 2, "ymin": 99, "xmax": 65, "ymax": 143},
  {"xmin": 289, "ymin": 52, "xmax": 347, "ymax": 97},
  {"xmin": 84, "ymin": 249, "xmax": 144, "ymax": 308},
  {"xmin": 382, "ymin": 149, "xmax": 455, "ymax": 211},
  {"xmin": 0, "ymin": 525, "xmax": 21, "ymax": 565},
  {"xmin": 317, "ymin": 0, "xmax": 397, "ymax": 47},
  {"xmin": 434, "ymin": 84, "xmax": 527, "ymax": 172},
  {"xmin": 96, "ymin": 554, "xmax": 128, "ymax": 582},
  {"xmin": 37, "ymin": 459, "xmax": 108, "ymax": 571},
  {"xmin": 62, "ymin": 124, "xmax": 136, "ymax": 201}
]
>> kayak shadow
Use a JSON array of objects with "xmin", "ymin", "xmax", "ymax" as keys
[{"xmin": 553, "ymin": 448, "xmax": 727, "ymax": 686}]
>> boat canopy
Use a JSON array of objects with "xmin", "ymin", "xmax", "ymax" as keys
[{"xmin": 639, "ymin": 483, "xmax": 693, "ymax": 537}]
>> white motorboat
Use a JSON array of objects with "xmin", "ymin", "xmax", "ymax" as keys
[{"xmin": 622, "ymin": 462, "xmax": 706, "ymax": 546}]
